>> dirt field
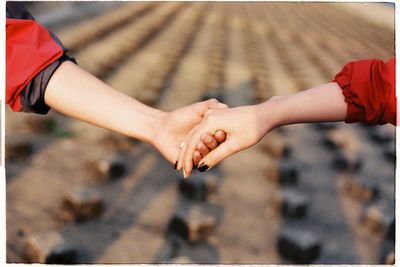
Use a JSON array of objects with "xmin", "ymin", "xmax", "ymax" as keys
[{"xmin": 6, "ymin": 2, "xmax": 395, "ymax": 264}]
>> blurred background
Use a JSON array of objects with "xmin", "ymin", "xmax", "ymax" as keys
[{"xmin": 6, "ymin": 1, "xmax": 395, "ymax": 264}]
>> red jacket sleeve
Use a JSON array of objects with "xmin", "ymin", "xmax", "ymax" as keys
[
  {"xmin": 6, "ymin": 18, "xmax": 64, "ymax": 112},
  {"xmin": 333, "ymin": 58, "xmax": 396, "ymax": 125}
]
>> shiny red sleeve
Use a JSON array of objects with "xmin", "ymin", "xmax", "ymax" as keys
[
  {"xmin": 333, "ymin": 58, "xmax": 396, "ymax": 125},
  {"xmin": 6, "ymin": 18, "xmax": 64, "ymax": 111}
]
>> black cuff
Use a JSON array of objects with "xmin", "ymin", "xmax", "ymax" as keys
[{"xmin": 19, "ymin": 55, "xmax": 76, "ymax": 115}]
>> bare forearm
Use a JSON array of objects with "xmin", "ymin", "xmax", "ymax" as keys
[
  {"xmin": 178, "ymin": 83, "xmax": 348, "ymax": 175},
  {"xmin": 44, "ymin": 61, "xmax": 165, "ymax": 144},
  {"xmin": 258, "ymin": 82, "xmax": 347, "ymax": 131}
]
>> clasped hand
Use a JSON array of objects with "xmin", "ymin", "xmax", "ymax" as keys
[{"xmin": 165, "ymin": 100, "xmax": 278, "ymax": 178}]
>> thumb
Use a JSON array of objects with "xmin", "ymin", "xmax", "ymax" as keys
[
  {"xmin": 190, "ymin": 99, "xmax": 227, "ymax": 117},
  {"xmin": 204, "ymin": 98, "xmax": 229, "ymax": 110},
  {"xmin": 196, "ymin": 138, "xmax": 237, "ymax": 172}
]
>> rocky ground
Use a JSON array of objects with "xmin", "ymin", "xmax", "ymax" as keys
[{"xmin": 6, "ymin": 2, "xmax": 395, "ymax": 264}]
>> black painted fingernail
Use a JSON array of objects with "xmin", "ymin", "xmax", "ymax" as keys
[
  {"xmin": 174, "ymin": 161, "xmax": 178, "ymax": 169},
  {"xmin": 197, "ymin": 162, "xmax": 209, "ymax": 172}
]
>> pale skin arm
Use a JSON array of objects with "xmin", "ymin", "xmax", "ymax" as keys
[
  {"xmin": 264, "ymin": 82, "xmax": 347, "ymax": 127},
  {"xmin": 44, "ymin": 61, "xmax": 227, "ymax": 164},
  {"xmin": 178, "ymin": 82, "xmax": 347, "ymax": 177}
]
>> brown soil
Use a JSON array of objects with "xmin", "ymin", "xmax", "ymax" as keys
[{"xmin": 6, "ymin": 2, "xmax": 395, "ymax": 264}]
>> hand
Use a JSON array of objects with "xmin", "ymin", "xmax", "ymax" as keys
[
  {"xmin": 192, "ymin": 131, "xmax": 226, "ymax": 167},
  {"xmin": 151, "ymin": 99, "xmax": 228, "ymax": 164},
  {"xmin": 177, "ymin": 103, "xmax": 273, "ymax": 177}
]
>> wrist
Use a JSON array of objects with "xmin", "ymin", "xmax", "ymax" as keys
[
  {"xmin": 126, "ymin": 103, "xmax": 167, "ymax": 145},
  {"xmin": 146, "ymin": 108, "xmax": 168, "ymax": 146},
  {"xmin": 256, "ymin": 95, "xmax": 286, "ymax": 133}
]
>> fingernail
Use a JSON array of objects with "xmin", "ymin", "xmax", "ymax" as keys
[
  {"xmin": 174, "ymin": 161, "xmax": 178, "ymax": 169},
  {"xmin": 183, "ymin": 169, "xmax": 188, "ymax": 179},
  {"xmin": 197, "ymin": 162, "xmax": 209, "ymax": 172},
  {"xmin": 180, "ymin": 141, "xmax": 185, "ymax": 149}
]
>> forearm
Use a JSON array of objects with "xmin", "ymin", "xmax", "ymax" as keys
[
  {"xmin": 44, "ymin": 61, "xmax": 166, "ymax": 144},
  {"xmin": 258, "ymin": 82, "xmax": 347, "ymax": 131}
]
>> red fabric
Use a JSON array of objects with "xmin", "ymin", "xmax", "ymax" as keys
[
  {"xmin": 6, "ymin": 18, "xmax": 64, "ymax": 111},
  {"xmin": 334, "ymin": 58, "xmax": 396, "ymax": 125}
]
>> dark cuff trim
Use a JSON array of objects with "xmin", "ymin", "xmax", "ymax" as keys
[{"xmin": 19, "ymin": 55, "xmax": 76, "ymax": 115}]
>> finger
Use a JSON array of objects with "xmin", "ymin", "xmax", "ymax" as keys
[
  {"xmin": 175, "ymin": 143, "xmax": 184, "ymax": 170},
  {"xmin": 200, "ymin": 132, "xmax": 218, "ymax": 150},
  {"xmin": 174, "ymin": 141, "xmax": 185, "ymax": 167},
  {"xmin": 181, "ymin": 131, "xmax": 199, "ymax": 177},
  {"xmin": 193, "ymin": 150, "xmax": 202, "ymax": 167},
  {"xmin": 176, "ymin": 125, "xmax": 198, "ymax": 171},
  {"xmin": 196, "ymin": 141, "xmax": 210, "ymax": 157},
  {"xmin": 182, "ymin": 119, "xmax": 227, "ymax": 178},
  {"xmin": 197, "ymin": 139, "xmax": 237, "ymax": 172},
  {"xmin": 215, "ymin": 130, "xmax": 227, "ymax": 143},
  {"xmin": 181, "ymin": 122, "xmax": 218, "ymax": 178}
]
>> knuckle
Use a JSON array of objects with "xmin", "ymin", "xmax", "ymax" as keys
[
  {"xmin": 193, "ymin": 151, "xmax": 200, "ymax": 159},
  {"xmin": 196, "ymin": 142, "xmax": 201, "ymax": 150},
  {"xmin": 204, "ymin": 133, "xmax": 214, "ymax": 145},
  {"xmin": 206, "ymin": 138, "xmax": 216, "ymax": 146},
  {"xmin": 215, "ymin": 130, "xmax": 225, "ymax": 139},
  {"xmin": 197, "ymin": 142, "xmax": 205, "ymax": 151},
  {"xmin": 200, "ymin": 132, "xmax": 210, "ymax": 141}
]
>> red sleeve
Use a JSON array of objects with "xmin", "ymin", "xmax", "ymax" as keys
[
  {"xmin": 6, "ymin": 18, "xmax": 64, "ymax": 112},
  {"xmin": 333, "ymin": 58, "xmax": 396, "ymax": 125}
]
